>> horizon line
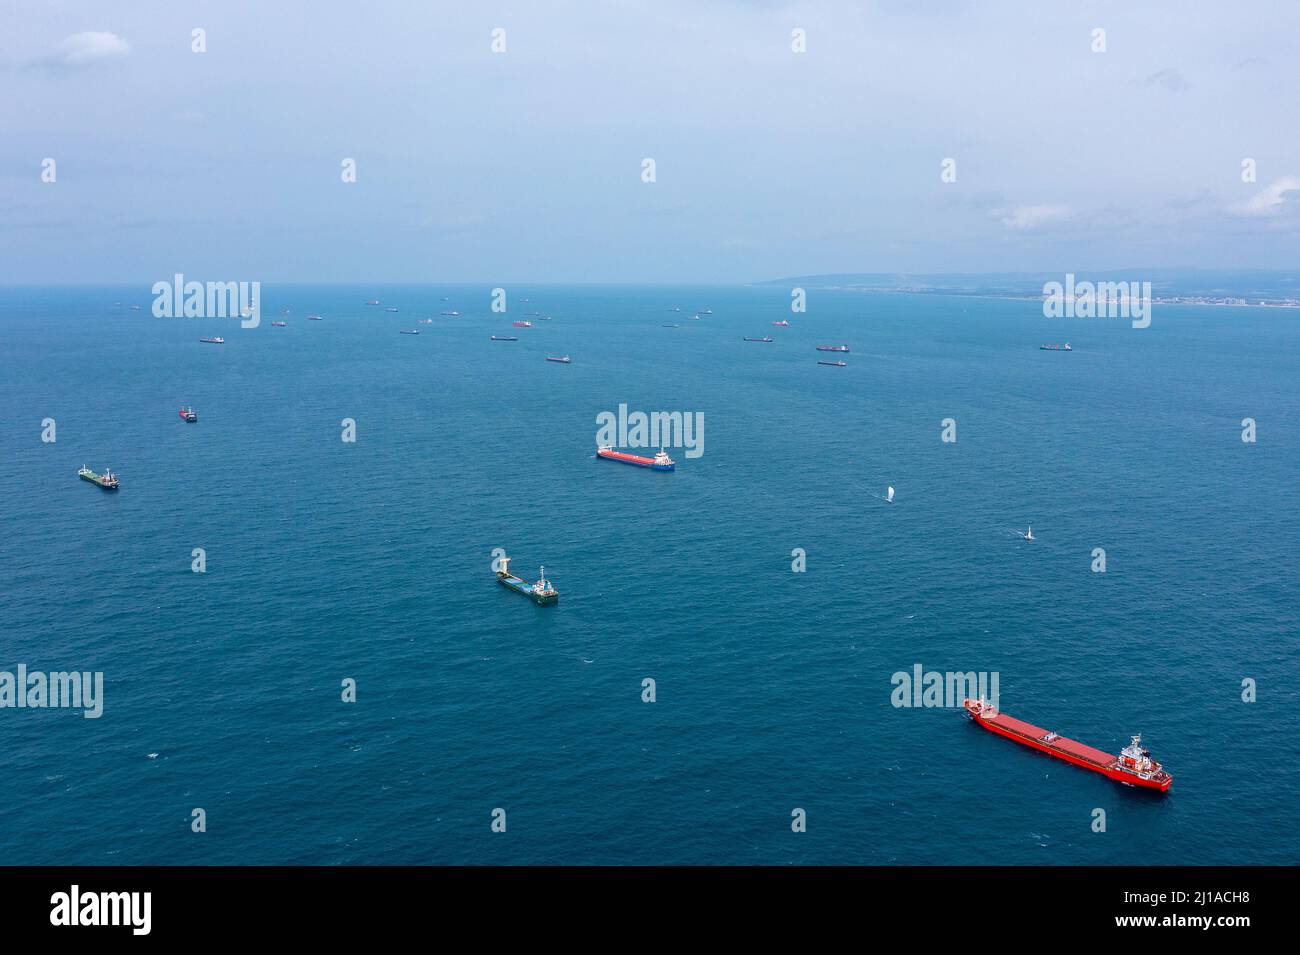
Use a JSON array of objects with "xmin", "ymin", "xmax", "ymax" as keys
[{"xmin": 3, "ymin": 266, "xmax": 1300, "ymax": 290}]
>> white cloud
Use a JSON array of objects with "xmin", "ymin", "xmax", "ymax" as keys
[
  {"xmin": 1235, "ymin": 176, "xmax": 1300, "ymax": 216},
  {"xmin": 1142, "ymin": 68, "xmax": 1190, "ymax": 92},
  {"xmin": 994, "ymin": 205, "xmax": 1069, "ymax": 230},
  {"xmin": 43, "ymin": 31, "xmax": 130, "ymax": 68}
]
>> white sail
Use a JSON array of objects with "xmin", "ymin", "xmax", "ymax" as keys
[{"xmin": 886, "ymin": 486, "xmax": 894, "ymax": 502}]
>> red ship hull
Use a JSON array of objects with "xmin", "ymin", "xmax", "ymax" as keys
[
  {"xmin": 600, "ymin": 450, "xmax": 651, "ymax": 465},
  {"xmin": 964, "ymin": 700, "xmax": 1172, "ymax": 792},
  {"xmin": 595, "ymin": 448, "xmax": 674, "ymax": 471}
]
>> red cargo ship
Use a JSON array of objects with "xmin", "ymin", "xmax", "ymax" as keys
[
  {"xmin": 596, "ymin": 446, "xmax": 675, "ymax": 471},
  {"xmin": 963, "ymin": 698, "xmax": 1172, "ymax": 792}
]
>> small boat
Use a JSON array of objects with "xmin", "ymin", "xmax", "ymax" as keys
[
  {"xmin": 546, "ymin": 355, "xmax": 571, "ymax": 364},
  {"xmin": 1040, "ymin": 343, "xmax": 1072, "ymax": 351},
  {"xmin": 130, "ymin": 304, "xmax": 142, "ymax": 311},
  {"xmin": 668, "ymin": 305, "xmax": 681, "ymax": 312},
  {"xmin": 513, "ymin": 320, "xmax": 533, "ymax": 328},
  {"xmin": 699, "ymin": 308, "xmax": 713, "ymax": 315},
  {"xmin": 539, "ymin": 315, "xmax": 552, "ymax": 321},
  {"xmin": 662, "ymin": 324, "xmax": 680, "ymax": 328},
  {"xmin": 440, "ymin": 310, "xmax": 460, "ymax": 316},
  {"xmin": 400, "ymin": 329, "xmax": 420, "ymax": 335},
  {"xmin": 816, "ymin": 344, "xmax": 850, "ymax": 353},
  {"xmin": 817, "ymin": 360, "xmax": 847, "ymax": 367},
  {"xmin": 307, "ymin": 315, "xmax": 323, "ymax": 321},
  {"xmin": 271, "ymin": 320, "xmax": 287, "ymax": 327},
  {"xmin": 385, "ymin": 307, "xmax": 399, "ymax": 313},
  {"xmin": 691, "ymin": 313, "xmax": 701, "ymax": 320},
  {"xmin": 1021, "ymin": 526, "xmax": 1035, "ymax": 542},
  {"xmin": 743, "ymin": 336, "xmax": 773, "ymax": 343},
  {"xmin": 365, "ymin": 300, "xmax": 380, "ymax": 306},
  {"xmin": 520, "ymin": 298, "xmax": 530, "ymax": 303},
  {"xmin": 525, "ymin": 311, "xmax": 541, "ymax": 316},
  {"xmin": 179, "ymin": 406, "xmax": 197, "ymax": 422},
  {"xmin": 490, "ymin": 335, "xmax": 518, "ymax": 341},
  {"xmin": 200, "ymin": 336, "xmax": 225, "ymax": 344},
  {"xmin": 772, "ymin": 320, "xmax": 790, "ymax": 327},
  {"xmin": 419, "ymin": 318, "xmax": 433, "ymax": 324},
  {"xmin": 886, "ymin": 486, "xmax": 895, "ymax": 503},
  {"xmin": 78, "ymin": 466, "xmax": 119, "ymax": 490}
]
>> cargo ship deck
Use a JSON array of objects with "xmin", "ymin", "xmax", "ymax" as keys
[{"xmin": 964, "ymin": 698, "xmax": 1172, "ymax": 791}]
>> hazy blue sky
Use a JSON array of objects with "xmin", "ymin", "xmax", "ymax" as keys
[{"xmin": 3, "ymin": 0, "xmax": 1299, "ymax": 283}]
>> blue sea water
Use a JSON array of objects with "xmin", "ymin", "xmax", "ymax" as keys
[{"xmin": 0, "ymin": 284, "xmax": 1296, "ymax": 865}]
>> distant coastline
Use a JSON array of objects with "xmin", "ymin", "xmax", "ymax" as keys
[
  {"xmin": 758, "ymin": 269, "xmax": 1300, "ymax": 310},
  {"xmin": 772, "ymin": 286, "xmax": 1300, "ymax": 309}
]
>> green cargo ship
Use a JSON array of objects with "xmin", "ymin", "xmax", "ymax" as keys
[
  {"xmin": 495, "ymin": 554, "xmax": 558, "ymax": 605},
  {"xmin": 78, "ymin": 465, "xmax": 119, "ymax": 490}
]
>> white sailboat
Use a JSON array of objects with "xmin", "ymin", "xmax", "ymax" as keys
[
  {"xmin": 1022, "ymin": 525, "xmax": 1034, "ymax": 541},
  {"xmin": 886, "ymin": 486, "xmax": 895, "ymax": 503}
]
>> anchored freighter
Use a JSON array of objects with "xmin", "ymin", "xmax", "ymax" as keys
[
  {"xmin": 78, "ymin": 466, "xmax": 119, "ymax": 490},
  {"xmin": 495, "ymin": 554, "xmax": 558, "ymax": 605},
  {"xmin": 964, "ymin": 698, "xmax": 1172, "ymax": 792},
  {"xmin": 596, "ymin": 446, "xmax": 675, "ymax": 471}
]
